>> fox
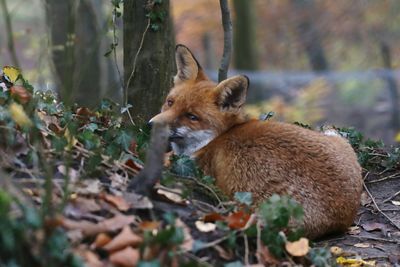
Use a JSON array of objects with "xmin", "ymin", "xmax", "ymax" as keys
[{"xmin": 149, "ymin": 44, "xmax": 363, "ymax": 239}]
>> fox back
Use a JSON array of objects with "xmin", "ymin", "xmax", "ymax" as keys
[{"xmin": 150, "ymin": 45, "xmax": 362, "ymax": 239}]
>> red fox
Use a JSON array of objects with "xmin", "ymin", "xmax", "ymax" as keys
[{"xmin": 150, "ymin": 44, "xmax": 363, "ymax": 239}]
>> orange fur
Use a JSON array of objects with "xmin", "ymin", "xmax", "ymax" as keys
[{"xmin": 150, "ymin": 45, "xmax": 362, "ymax": 239}]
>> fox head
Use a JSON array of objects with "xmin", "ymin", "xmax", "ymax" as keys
[{"xmin": 150, "ymin": 45, "xmax": 249, "ymax": 156}]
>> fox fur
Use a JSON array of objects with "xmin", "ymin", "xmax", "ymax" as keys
[{"xmin": 150, "ymin": 44, "xmax": 363, "ymax": 239}]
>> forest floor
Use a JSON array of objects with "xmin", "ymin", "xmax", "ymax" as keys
[{"xmin": 317, "ymin": 171, "xmax": 400, "ymax": 266}]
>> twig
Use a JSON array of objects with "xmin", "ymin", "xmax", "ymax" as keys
[
  {"xmin": 218, "ymin": 0, "xmax": 232, "ymax": 82},
  {"xmin": 182, "ymin": 252, "xmax": 212, "ymax": 267},
  {"xmin": 194, "ymin": 234, "xmax": 230, "ymax": 251},
  {"xmin": 256, "ymin": 218, "xmax": 262, "ymax": 263},
  {"xmin": 0, "ymin": 0, "xmax": 20, "ymax": 68},
  {"xmin": 366, "ymin": 172, "xmax": 400, "ymax": 184},
  {"xmin": 363, "ymin": 182, "xmax": 400, "ymax": 231},
  {"xmin": 383, "ymin": 190, "xmax": 400, "ymax": 203},
  {"xmin": 244, "ymin": 233, "xmax": 249, "ymax": 266},
  {"xmin": 354, "ymin": 235, "xmax": 399, "ymax": 244},
  {"xmin": 125, "ymin": 18, "xmax": 151, "ymax": 105},
  {"xmin": 128, "ymin": 122, "xmax": 170, "ymax": 196}
]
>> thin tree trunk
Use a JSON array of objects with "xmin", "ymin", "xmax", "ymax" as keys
[
  {"xmin": 124, "ymin": 0, "xmax": 175, "ymax": 122},
  {"xmin": 380, "ymin": 42, "xmax": 400, "ymax": 132},
  {"xmin": 218, "ymin": 0, "xmax": 232, "ymax": 82},
  {"xmin": 45, "ymin": 0, "xmax": 76, "ymax": 105},
  {"xmin": 0, "ymin": 0, "xmax": 20, "ymax": 68},
  {"xmin": 232, "ymin": 0, "xmax": 259, "ymax": 70}
]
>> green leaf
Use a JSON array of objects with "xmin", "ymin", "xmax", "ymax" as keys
[
  {"xmin": 224, "ymin": 261, "xmax": 243, "ymax": 267},
  {"xmin": 171, "ymin": 155, "xmax": 198, "ymax": 177},
  {"xmin": 234, "ymin": 192, "xmax": 253, "ymax": 206},
  {"xmin": 138, "ymin": 260, "xmax": 161, "ymax": 267},
  {"xmin": 85, "ymin": 123, "xmax": 98, "ymax": 132},
  {"xmin": 116, "ymin": 130, "xmax": 131, "ymax": 150}
]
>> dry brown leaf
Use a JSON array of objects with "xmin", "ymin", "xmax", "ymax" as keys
[
  {"xmin": 91, "ymin": 233, "xmax": 112, "ymax": 249},
  {"xmin": 139, "ymin": 221, "xmax": 161, "ymax": 231},
  {"xmin": 330, "ymin": 246, "xmax": 343, "ymax": 256},
  {"xmin": 203, "ymin": 212, "xmax": 225, "ymax": 222},
  {"xmin": 103, "ymin": 226, "xmax": 143, "ymax": 252},
  {"xmin": 76, "ymin": 179, "xmax": 102, "ymax": 195},
  {"xmin": 257, "ymin": 244, "xmax": 280, "ymax": 266},
  {"xmin": 79, "ymin": 250, "xmax": 104, "ymax": 267},
  {"xmin": 10, "ymin": 85, "xmax": 31, "ymax": 104},
  {"xmin": 62, "ymin": 214, "xmax": 137, "ymax": 236},
  {"xmin": 100, "ymin": 193, "xmax": 131, "ymax": 212},
  {"xmin": 57, "ymin": 165, "xmax": 80, "ymax": 183},
  {"xmin": 285, "ymin": 237, "xmax": 310, "ymax": 257},
  {"xmin": 156, "ymin": 185, "xmax": 186, "ymax": 204},
  {"xmin": 347, "ymin": 226, "xmax": 361, "ymax": 235},
  {"xmin": 123, "ymin": 192, "xmax": 154, "ymax": 209},
  {"xmin": 109, "ymin": 246, "xmax": 140, "ymax": 267},
  {"xmin": 353, "ymin": 243, "xmax": 370, "ymax": 248},
  {"xmin": 226, "ymin": 210, "xmax": 251, "ymax": 230},
  {"xmin": 195, "ymin": 220, "xmax": 216, "ymax": 232},
  {"xmin": 361, "ymin": 222, "xmax": 387, "ymax": 232},
  {"xmin": 176, "ymin": 218, "xmax": 194, "ymax": 252},
  {"xmin": 360, "ymin": 191, "xmax": 372, "ymax": 206},
  {"xmin": 125, "ymin": 159, "xmax": 143, "ymax": 173}
]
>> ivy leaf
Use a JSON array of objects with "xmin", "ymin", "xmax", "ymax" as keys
[
  {"xmin": 224, "ymin": 261, "xmax": 243, "ymax": 267},
  {"xmin": 234, "ymin": 192, "xmax": 253, "ymax": 206},
  {"xmin": 171, "ymin": 156, "xmax": 198, "ymax": 177},
  {"xmin": 116, "ymin": 130, "xmax": 132, "ymax": 150}
]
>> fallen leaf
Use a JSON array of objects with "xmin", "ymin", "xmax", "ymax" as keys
[
  {"xmin": 347, "ymin": 226, "xmax": 361, "ymax": 235},
  {"xmin": 9, "ymin": 102, "xmax": 33, "ymax": 128},
  {"xmin": 100, "ymin": 193, "xmax": 131, "ymax": 211},
  {"xmin": 257, "ymin": 244, "xmax": 280, "ymax": 266},
  {"xmin": 203, "ymin": 212, "xmax": 225, "ymax": 222},
  {"xmin": 62, "ymin": 214, "xmax": 137, "ymax": 236},
  {"xmin": 195, "ymin": 221, "xmax": 216, "ymax": 232},
  {"xmin": 156, "ymin": 185, "xmax": 186, "ymax": 204},
  {"xmin": 123, "ymin": 192, "xmax": 153, "ymax": 209},
  {"xmin": 353, "ymin": 243, "xmax": 370, "ymax": 248},
  {"xmin": 3, "ymin": 66, "xmax": 20, "ymax": 83},
  {"xmin": 10, "ymin": 85, "xmax": 31, "ymax": 104},
  {"xmin": 57, "ymin": 165, "xmax": 79, "ymax": 183},
  {"xmin": 139, "ymin": 221, "xmax": 161, "ymax": 231},
  {"xmin": 109, "ymin": 246, "xmax": 140, "ymax": 267},
  {"xmin": 124, "ymin": 159, "xmax": 142, "ymax": 173},
  {"xmin": 285, "ymin": 237, "xmax": 310, "ymax": 257},
  {"xmin": 75, "ymin": 179, "xmax": 102, "ymax": 195},
  {"xmin": 91, "ymin": 233, "xmax": 112, "ymax": 249},
  {"xmin": 361, "ymin": 222, "xmax": 388, "ymax": 233},
  {"xmin": 79, "ymin": 249, "xmax": 103, "ymax": 267},
  {"xmin": 102, "ymin": 226, "xmax": 143, "ymax": 252},
  {"xmin": 391, "ymin": 200, "xmax": 400, "ymax": 206},
  {"xmin": 226, "ymin": 210, "xmax": 251, "ymax": 229},
  {"xmin": 330, "ymin": 246, "xmax": 343, "ymax": 256},
  {"xmin": 176, "ymin": 218, "xmax": 194, "ymax": 252},
  {"xmin": 336, "ymin": 256, "xmax": 376, "ymax": 266},
  {"xmin": 360, "ymin": 192, "xmax": 372, "ymax": 206}
]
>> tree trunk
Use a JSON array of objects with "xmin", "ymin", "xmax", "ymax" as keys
[
  {"xmin": 232, "ymin": 0, "xmax": 259, "ymax": 70},
  {"xmin": 291, "ymin": 0, "xmax": 329, "ymax": 72},
  {"xmin": 380, "ymin": 42, "xmax": 400, "ymax": 133},
  {"xmin": 45, "ymin": 0, "xmax": 76, "ymax": 105},
  {"xmin": 74, "ymin": 0, "xmax": 101, "ymax": 107},
  {"xmin": 124, "ymin": 0, "xmax": 175, "ymax": 122}
]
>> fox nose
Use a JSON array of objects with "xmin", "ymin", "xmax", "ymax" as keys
[{"xmin": 147, "ymin": 120, "xmax": 153, "ymax": 129}]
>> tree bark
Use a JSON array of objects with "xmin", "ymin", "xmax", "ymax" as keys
[
  {"xmin": 218, "ymin": 0, "xmax": 233, "ymax": 82},
  {"xmin": 232, "ymin": 0, "xmax": 259, "ymax": 70},
  {"xmin": 380, "ymin": 42, "xmax": 400, "ymax": 132},
  {"xmin": 291, "ymin": 0, "xmax": 329, "ymax": 72},
  {"xmin": 124, "ymin": 0, "xmax": 175, "ymax": 123},
  {"xmin": 0, "ymin": 0, "xmax": 20, "ymax": 68},
  {"xmin": 45, "ymin": 0, "xmax": 76, "ymax": 105}
]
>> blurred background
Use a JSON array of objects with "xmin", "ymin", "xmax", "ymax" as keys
[{"xmin": 1, "ymin": 0, "xmax": 400, "ymax": 143}]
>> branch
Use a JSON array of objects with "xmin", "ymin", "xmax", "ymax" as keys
[
  {"xmin": 128, "ymin": 122, "xmax": 170, "ymax": 196},
  {"xmin": 0, "ymin": 0, "xmax": 20, "ymax": 68},
  {"xmin": 218, "ymin": 0, "xmax": 232, "ymax": 82}
]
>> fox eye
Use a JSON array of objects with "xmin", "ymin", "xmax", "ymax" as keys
[
  {"xmin": 167, "ymin": 99, "xmax": 173, "ymax": 107},
  {"xmin": 186, "ymin": 113, "xmax": 199, "ymax": 121}
]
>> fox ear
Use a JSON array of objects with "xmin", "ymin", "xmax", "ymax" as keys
[
  {"xmin": 174, "ymin": 44, "xmax": 206, "ymax": 84},
  {"xmin": 215, "ymin": 75, "xmax": 249, "ymax": 112}
]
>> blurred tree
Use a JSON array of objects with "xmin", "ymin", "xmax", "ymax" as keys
[
  {"xmin": 45, "ymin": 0, "xmax": 119, "ymax": 107},
  {"xmin": 290, "ymin": 0, "xmax": 329, "ymax": 72},
  {"xmin": 124, "ymin": 0, "xmax": 175, "ymax": 122},
  {"xmin": 232, "ymin": 0, "xmax": 259, "ymax": 70},
  {"xmin": 0, "ymin": 0, "xmax": 20, "ymax": 68}
]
